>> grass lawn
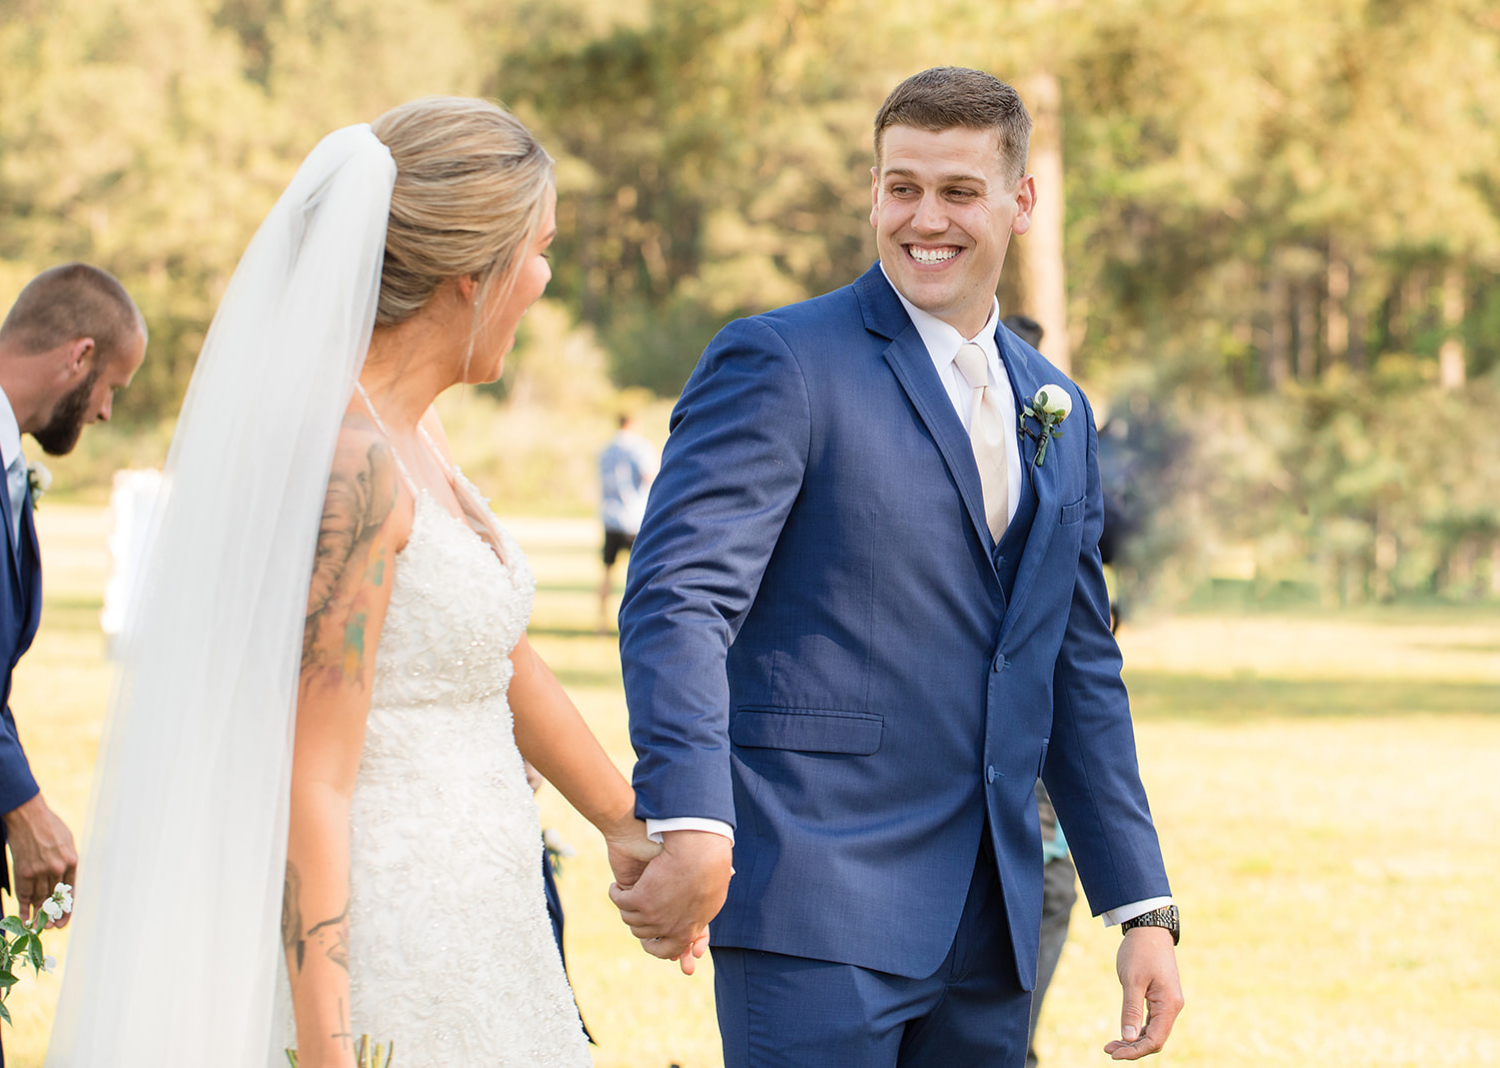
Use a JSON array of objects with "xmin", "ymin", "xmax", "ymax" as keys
[{"xmin": 4, "ymin": 504, "xmax": 1498, "ymax": 1066}]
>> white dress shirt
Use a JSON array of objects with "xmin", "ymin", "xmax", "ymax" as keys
[
  {"xmin": 648, "ymin": 273, "xmax": 1171, "ymax": 926},
  {"xmin": 0, "ymin": 385, "xmax": 27, "ymax": 546},
  {"xmin": 882, "ymin": 271, "xmax": 1023, "ymax": 528}
]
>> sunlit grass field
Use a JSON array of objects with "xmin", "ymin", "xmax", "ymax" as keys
[{"xmin": 5, "ymin": 505, "xmax": 1498, "ymax": 1066}]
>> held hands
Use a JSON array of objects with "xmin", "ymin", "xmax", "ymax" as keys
[
  {"xmin": 609, "ymin": 829, "xmax": 731, "ymax": 976},
  {"xmin": 2, "ymin": 793, "xmax": 77, "ymax": 928},
  {"xmin": 1105, "ymin": 926, "xmax": 1184, "ymax": 1060},
  {"xmin": 602, "ymin": 816, "xmax": 662, "ymax": 895}
]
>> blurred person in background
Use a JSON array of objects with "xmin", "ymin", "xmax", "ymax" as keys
[{"xmin": 597, "ymin": 412, "xmax": 658, "ymax": 632}]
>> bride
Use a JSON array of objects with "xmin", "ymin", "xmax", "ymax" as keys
[{"xmin": 46, "ymin": 98, "xmax": 659, "ymax": 1066}]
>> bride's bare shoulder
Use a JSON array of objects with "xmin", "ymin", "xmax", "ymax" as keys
[{"xmin": 322, "ymin": 410, "xmax": 414, "ymax": 546}]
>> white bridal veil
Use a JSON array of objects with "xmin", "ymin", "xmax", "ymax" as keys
[{"xmin": 46, "ymin": 125, "xmax": 396, "ymax": 1065}]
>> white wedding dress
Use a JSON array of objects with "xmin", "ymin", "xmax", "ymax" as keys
[{"xmin": 272, "ymin": 458, "xmax": 591, "ymax": 1066}]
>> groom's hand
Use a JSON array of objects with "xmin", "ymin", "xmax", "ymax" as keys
[
  {"xmin": 608, "ymin": 829, "xmax": 732, "ymax": 975},
  {"xmin": 1104, "ymin": 926, "xmax": 1183, "ymax": 1060},
  {"xmin": 3, "ymin": 792, "xmax": 78, "ymax": 927}
]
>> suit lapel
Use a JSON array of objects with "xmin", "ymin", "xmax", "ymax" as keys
[
  {"xmin": 857, "ymin": 267, "xmax": 998, "ymax": 573},
  {"xmin": 0, "ymin": 468, "xmax": 17, "ymax": 592},
  {"xmin": 0, "ymin": 468, "xmax": 22, "ymax": 643},
  {"xmin": 995, "ymin": 325, "xmax": 1060, "ymax": 644},
  {"xmin": 18, "ymin": 492, "xmax": 40, "ymax": 649}
]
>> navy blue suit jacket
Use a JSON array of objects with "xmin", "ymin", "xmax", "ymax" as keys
[
  {"xmin": 620, "ymin": 265, "xmax": 1169, "ymax": 987},
  {"xmin": 0, "ymin": 479, "xmax": 42, "ymax": 890}
]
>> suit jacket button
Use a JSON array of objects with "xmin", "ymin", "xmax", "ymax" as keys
[{"xmin": 986, "ymin": 765, "xmax": 997, "ymax": 784}]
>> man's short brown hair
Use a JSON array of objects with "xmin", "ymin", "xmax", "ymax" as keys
[
  {"xmin": 874, "ymin": 67, "xmax": 1032, "ymax": 183},
  {"xmin": 0, "ymin": 262, "xmax": 145, "ymax": 366}
]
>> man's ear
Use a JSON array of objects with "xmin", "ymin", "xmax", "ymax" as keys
[
  {"xmin": 65, "ymin": 337, "xmax": 96, "ymax": 380},
  {"xmin": 1012, "ymin": 175, "xmax": 1037, "ymax": 237},
  {"xmin": 870, "ymin": 166, "xmax": 881, "ymax": 230}
]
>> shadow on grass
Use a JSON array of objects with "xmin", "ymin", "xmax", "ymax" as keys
[{"xmin": 1125, "ymin": 670, "xmax": 1500, "ymax": 721}]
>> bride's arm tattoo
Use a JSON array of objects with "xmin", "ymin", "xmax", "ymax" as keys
[
  {"xmin": 283, "ymin": 860, "xmax": 350, "ymax": 977},
  {"xmin": 303, "ymin": 429, "xmax": 398, "ymax": 681},
  {"xmin": 282, "ymin": 861, "xmax": 305, "ymax": 970},
  {"xmin": 307, "ymin": 899, "xmax": 351, "ymax": 972}
]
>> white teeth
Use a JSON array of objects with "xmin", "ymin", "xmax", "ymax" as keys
[{"xmin": 909, "ymin": 246, "xmax": 958, "ymax": 265}]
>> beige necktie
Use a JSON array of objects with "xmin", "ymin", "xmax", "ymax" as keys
[{"xmin": 953, "ymin": 342, "xmax": 1009, "ymax": 541}]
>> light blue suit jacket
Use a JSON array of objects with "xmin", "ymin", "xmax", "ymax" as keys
[{"xmin": 620, "ymin": 264, "xmax": 1169, "ymax": 986}]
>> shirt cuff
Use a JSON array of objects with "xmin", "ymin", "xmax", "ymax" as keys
[
  {"xmin": 1102, "ymin": 896, "xmax": 1174, "ymax": 927},
  {"xmin": 645, "ymin": 817, "xmax": 735, "ymax": 845}
]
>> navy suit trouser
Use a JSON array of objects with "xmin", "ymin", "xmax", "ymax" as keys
[{"xmin": 712, "ymin": 832, "xmax": 1032, "ymax": 1068}]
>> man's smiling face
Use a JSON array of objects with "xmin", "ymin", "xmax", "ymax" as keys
[{"xmin": 870, "ymin": 124, "xmax": 1035, "ymax": 338}]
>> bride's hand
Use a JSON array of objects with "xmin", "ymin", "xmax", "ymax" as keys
[{"xmin": 602, "ymin": 817, "xmax": 661, "ymax": 891}]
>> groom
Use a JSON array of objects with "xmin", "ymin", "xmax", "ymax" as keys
[
  {"xmin": 0, "ymin": 265, "xmax": 146, "ymax": 981},
  {"xmin": 614, "ymin": 68, "xmax": 1182, "ymax": 1065}
]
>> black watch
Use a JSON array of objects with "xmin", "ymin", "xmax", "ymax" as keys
[{"xmin": 1121, "ymin": 904, "xmax": 1179, "ymax": 946}]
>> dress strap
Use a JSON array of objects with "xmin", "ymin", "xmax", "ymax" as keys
[{"xmin": 352, "ymin": 381, "xmax": 421, "ymax": 497}]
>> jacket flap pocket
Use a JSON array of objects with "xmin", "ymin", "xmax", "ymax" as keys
[
  {"xmin": 731, "ymin": 708, "xmax": 883, "ymax": 755},
  {"xmin": 1059, "ymin": 495, "xmax": 1087, "ymax": 526}
]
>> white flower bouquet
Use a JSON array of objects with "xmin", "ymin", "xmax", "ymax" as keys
[{"xmin": 0, "ymin": 882, "xmax": 72, "ymax": 1024}]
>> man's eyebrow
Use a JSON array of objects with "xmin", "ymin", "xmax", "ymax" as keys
[{"xmin": 881, "ymin": 167, "xmax": 989, "ymax": 187}]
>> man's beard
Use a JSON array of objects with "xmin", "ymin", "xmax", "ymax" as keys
[{"xmin": 33, "ymin": 365, "xmax": 100, "ymax": 456}]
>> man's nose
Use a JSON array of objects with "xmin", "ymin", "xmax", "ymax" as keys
[
  {"xmin": 912, "ymin": 192, "xmax": 947, "ymax": 233},
  {"xmin": 95, "ymin": 396, "xmax": 112, "ymax": 423}
]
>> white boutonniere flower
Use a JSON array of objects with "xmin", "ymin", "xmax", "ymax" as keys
[
  {"xmin": 543, "ymin": 827, "xmax": 576, "ymax": 874},
  {"xmin": 26, "ymin": 460, "xmax": 51, "ymax": 507},
  {"xmin": 1019, "ymin": 384, "xmax": 1072, "ymax": 468}
]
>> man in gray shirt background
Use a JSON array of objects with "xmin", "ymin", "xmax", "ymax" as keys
[{"xmin": 598, "ymin": 413, "xmax": 658, "ymax": 631}]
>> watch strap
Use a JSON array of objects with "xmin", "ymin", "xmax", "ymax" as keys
[{"xmin": 1121, "ymin": 904, "xmax": 1179, "ymax": 946}]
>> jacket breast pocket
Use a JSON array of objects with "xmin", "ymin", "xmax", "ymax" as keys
[
  {"xmin": 1059, "ymin": 495, "xmax": 1087, "ymax": 526},
  {"xmin": 730, "ymin": 708, "xmax": 884, "ymax": 755}
]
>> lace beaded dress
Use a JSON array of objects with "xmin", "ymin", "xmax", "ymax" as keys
[{"xmin": 273, "ymin": 460, "xmax": 590, "ymax": 1066}]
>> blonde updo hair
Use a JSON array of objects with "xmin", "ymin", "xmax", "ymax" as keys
[{"xmin": 371, "ymin": 97, "xmax": 554, "ymax": 330}]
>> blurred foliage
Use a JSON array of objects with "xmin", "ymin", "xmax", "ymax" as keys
[
  {"xmin": 3, "ymin": 0, "xmax": 1499, "ymax": 599},
  {"xmin": 1185, "ymin": 364, "xmax": 1500, "ymax": 607}
]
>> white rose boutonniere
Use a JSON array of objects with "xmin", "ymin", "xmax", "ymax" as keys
[
  {"xmin": 1018, "ymin": 385, "xmax": 1073, "ymax": 468},
  {"xmin": 26, "ymin": 460, "xmax": 51, "ymax": 508}
]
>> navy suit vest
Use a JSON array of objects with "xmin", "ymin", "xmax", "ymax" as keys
[{"xmin": 992, "ymin": 467, "xmax": 1040, "ymax": 617}]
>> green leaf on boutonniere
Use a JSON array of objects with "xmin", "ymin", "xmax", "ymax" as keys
[{"xmin": 1019, "ymin": 383, "xmax": 1074, "ymax": 468}]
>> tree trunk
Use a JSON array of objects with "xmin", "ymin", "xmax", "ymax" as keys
[
  {"xmin": 1347, "ymin": 254, "xmax": 1368, "ymax": 372},
  {"xmin": 1012, "ymin": 70, "xmax": 1069, "ymax": 373},
  {"xmin": 1324, "ymin": 249, "xmax": 1349, "ymax": 369},
  {"xmin": 1296, "ymin": 279, "xmax": 1317, "ymax": 381},
  {"xmin": 1438, "ymin": 264, "xmax": 1466, "ymax": 390},
  {"xmin": 1264, "ymin": 255, "xmax": 1291, "ymax": 389}
]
